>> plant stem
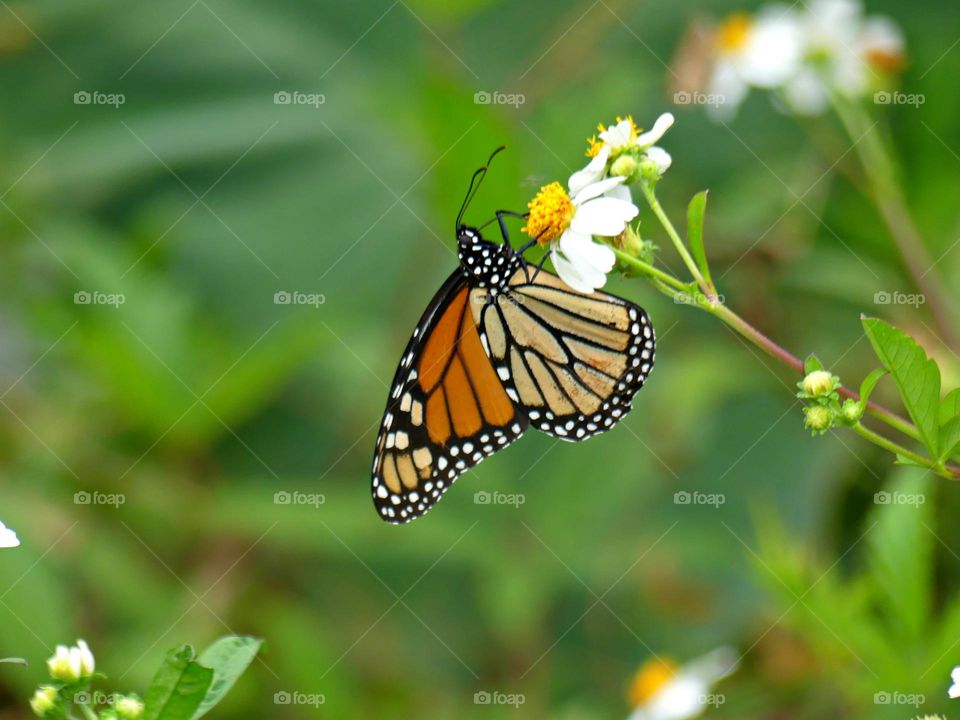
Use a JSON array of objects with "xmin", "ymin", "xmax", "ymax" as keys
[
  {"xmin": 852, "ymin": 422, "xmax": 956, "ymax": 479},
  {"xmin": 640, "ymin": 183, "xmax": 713, "ymax": 297},
  {"xmin": 832, "ymin": 98, "xmax": 960, "ymax": 350},
  {"xmin": 612, "ymin": 248, "xmax": 690, "ymax": 293}
]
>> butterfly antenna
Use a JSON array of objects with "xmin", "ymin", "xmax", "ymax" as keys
[{"xmin": 456, "ymin": 146, "xmax": 506, "ymax": 231}]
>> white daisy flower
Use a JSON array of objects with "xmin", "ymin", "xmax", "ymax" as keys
[
  {"xmin": 523, "ymin": 175, "xmax": 638, "ymax": 294},
  {"xmin": 949, "ymin": 665, "xmax": 960, "ymax": 698},
  {"xmin": 585, "ymin": 113, "xmax": 676, "ymax": 181},
  {"xmin": 0, "ymin": 521, "xmax": 19, "ymax": 548},
  {"xmin": 627, "ymin": 647, "xmax": 739, "ymax": 720},
  {"xmin": 707, "ymin": 0, "xmax": 904, "ymax": 118},
  {"xmin": 707, "ymin": 7, "xmax": 805, "ymax": 118}
]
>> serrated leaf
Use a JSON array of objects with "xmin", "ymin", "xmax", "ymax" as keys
[
  {"xmin": 804, "ymin": 354, "xmax": 825, "ymax": 375},
  {"xmin": 144, "ymin": 645, "xmax": 214, "ymax": 720},
  {"xmin": 939, "ymin": 416, "xmax": 960, "ymax": 463},
  {"xmin": 866, "ymin": 469, "xmax": 931, "ymax": 644},
  {"xmin": 941, "ymin": 388, "xmax": 960, "ymax": 424},
  {"xmin": 191, "ymin": 636, "xmax": 263, "ymax": 720},
  {"xmin": 686, "ymin": 191, "xmax": 712, "ymax": 286},
  {"xmin": 862, "ymin": 316, "xmax": 941, "ymax": 458},
  {"xmin": 858, "ymin": 368, "xmax": 887, "ymax": 406}
]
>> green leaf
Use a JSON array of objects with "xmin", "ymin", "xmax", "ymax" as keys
[
  {"xmin": 191, "ymin": 636, "xmax": 263, "ymax": 720},
  {"xmin": 804, "ymin": 354, "xmax": 825, "ymax": 375},
  {"xmin": 941, "ymin": 388, "xmax": 960, "ymax": 424},
  {"xmin": 862, "ymin": 316, "xmax": 941, "ymax": 458},
  {"xmin": 686, "ymin": 191, "xmax": 712, "ymax": 286},
  {"xmin": 939, "ymin": 416, "xmax": 960, "ymax": 462},
  {"xmin": 144, "ymin": 645, "xmax": 215, "ymax": 720},
  {"xmin": 858, "ymin": 368, "xmax": 887, "ymax": 406},
  {"xmin": 866, "ymin": 468, "xmax": 932, "ymax": 644}
]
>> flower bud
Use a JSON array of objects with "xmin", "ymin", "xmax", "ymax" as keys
[
  {"xmin": 48, "ymin": 645, "xmax": 80, "ymax": 682},
  {"xmin": 613, "ymin": 224, "xmax": 645, "ymax": 257},
  {"xmin": 30, "ymin": 686, "xmax": 58, "ymax": 717},
  {"xmin": 804, "ymin": 405, "xmax": 834, "ymax": 435},
  {"xmin": 839, "ymin": 399, "xmax": 864, "ymax": 425},
  {"xmin": 800, "ymin": 370, "xmax": 838, "ymax": 398},
  {"xmin": 115, "ymin": 694, "xmax": 145, "ymax": 720},
  {"xmin": 610, "ymin": 154, "xmax": 640, "ymax": 183},
  {"xmin": 47, "ymin": 640, "xmax": 95, "ymax": 682}
]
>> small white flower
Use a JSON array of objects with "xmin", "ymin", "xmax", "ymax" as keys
[
  {"xmin": 627, "ymin": 647, "xmax": 739, "ymax": 720},
  {"xmin": 0, "ymin": 521, "xmax": 19, "ymax": 548},
  {"xmin": 47, "ymin": 639, "xmax": 95, "ymax": 682},
  {"xmin": 948, "ymin": 665, "xmax": 960, "ymax": 698},
  {"xmin": 523, "ymin": 176, "xmax": 638, "ymax": 294}
]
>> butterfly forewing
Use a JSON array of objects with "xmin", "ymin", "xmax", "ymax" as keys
[{"xmin": 372, "ymin": 270, "xmax": 528, "ymax": 524}]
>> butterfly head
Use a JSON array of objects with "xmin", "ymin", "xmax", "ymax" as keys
[{"xmin": 457, "ymin": 226, "xmax": 521, "ymax": 291}]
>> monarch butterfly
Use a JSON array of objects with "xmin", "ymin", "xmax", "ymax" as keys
[{"xmin": 371, "ymin": 151, "xmax": 655, "ymax": 524}]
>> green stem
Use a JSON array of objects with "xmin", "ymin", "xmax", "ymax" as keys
[
  {"xmin": 639, "ymin": 182, "xmax": 713, "ymax": 297},
  {"xmin": 832, "ymin": 98, "xmax": 960, "ymax": 350},
  {"xmin": 852, "ymin": 422, "xmax": 954, "ymax": 479},
  {"xmin": 611, "ymin": 248, "xmax": 690, "ymax": 293},
  {"xmin": 76, "ymin": 700, "xmax": 99, "ymax": 720}
]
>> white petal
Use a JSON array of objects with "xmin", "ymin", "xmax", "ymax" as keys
[
  {"xmin": 572, "ymin": 176, "xmax": 625, "ymax": 205},
  {"xmin": 707, "ymin": 61, "xmax": 749, "ymax": 120},
  {"xmin": 635, "ymin": 113, "xmax": 675, "ymax": 147},
  {"xmin": 951, "ymin": 684, "xmax": 960, "ymax": 700},
  {"xmin": 740, "ymin": 9, "xmax": 804, "ymax": 88},
  {"xmin": 568, "ymin": 145, "xmax": 610, "ymax": 196},
  {"xmin": 599, "ymin": 119, "xmax": 632, "ymax": 148},
  {"xmin": 570, "ymin": 197, "xmax": 638, "ymax": 237},
  {"xmin": 781, "ymin": 68, "xmax": 830, "ymax": 115},
  {"xmin": 0, "ymin": 521, "xmax": 18, "ymax": 548},
  {"xmin": 604, "ymin": 183, "xmax": 633, "ymax": 203},
  {"xmin": 645, "ymin": 146, "xmax": 672, "ymax": 174},
  {"xmin": 550, "ymin": 248, "xmax": 594, "ymax": 293},
  {"xmin": 952, "ymin": 666, "xmax": 960, "ymax": 684},
  {"xmin": 560, "ymin": 231, "xmax": 616, "ymax": 274}
]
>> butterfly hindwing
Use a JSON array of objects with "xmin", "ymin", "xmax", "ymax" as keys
[
  {"xmin": 473, "ymin": 268, "xmax": 654, "ymax": 441},
  {"xmin": 372, "ymin": 270, "xmax": 529, "ymax": 524}
]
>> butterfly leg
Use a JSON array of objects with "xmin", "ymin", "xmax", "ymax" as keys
[{"xmin": 495, "ymin": 210, "xmax": 528, "ymax": 247}]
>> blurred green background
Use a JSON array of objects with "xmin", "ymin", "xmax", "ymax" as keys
[{"xmin": 2, "ymin": 0, "xmax": 960, "ymax": 717}]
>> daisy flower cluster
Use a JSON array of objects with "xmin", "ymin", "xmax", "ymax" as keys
[
  {"xmin": 706, "ymin": 0, "xmax": 904, "ymax": 118},
  {"xmin": 523, "ymin": 112, "xmax": 674, "ymax": 293}
]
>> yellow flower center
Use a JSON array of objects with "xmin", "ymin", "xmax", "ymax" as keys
[
  {"xmin": 717, "ymin": 14, "xmax": 752, "ymax": 54},
  {"xmin": 866, "ymin": 48, "xmax": 905, "ymax": 73},
  {"xmin": 585, "ymin": 116, "xmax": 640, "ymax": 157},
  {"xmin": 628, "ymin": 658, "xmax": 678, "ymax": 707},
  {"xmin": 522, "ymin": 181, "xmax": 574, "ymax": 245}
]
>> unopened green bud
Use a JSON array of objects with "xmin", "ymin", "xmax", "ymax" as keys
[
  {"xmin": 798, "ymin": 370, "xmax": 839, "ymax": 398},
  {"xmin": 30, "ymin": 686, "xmax": 58, "ymax": 717},
  {"xmin": 839, "ymin": 399, "xmax": 864, "ymax": 425},
  {"xmin": 804, "ymin": 405, "xmax": 834, "ymax": 435},
  {"xmin": 115, "ymin": 694, "xmax": 145, "ymax": 720},
  {"xmin": 610, "ymin": 154, "xmax": 640, "ymax": 183}
]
